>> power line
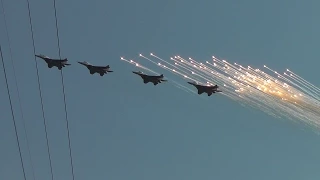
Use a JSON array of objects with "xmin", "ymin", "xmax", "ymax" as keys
[
  {"xmin": 52, "ymin": 0, "xmax": 75, "ymax": 179},
  {"xmin": 0, "ymin": 0, "xmax": 36, "ymax": 179},
  {"xmin": 0, "ymin": 45, "xmax": 27, "ymax": 180},
  {"xmin": 25, "ymin": 0, "xmax": 54, "ymax": 179}
]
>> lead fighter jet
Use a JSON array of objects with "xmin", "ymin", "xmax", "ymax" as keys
[
  {"xmin": 35, "ymin": 54, "xmax": 71, "ymax": 70},
  {"xmin": 132, "ymin": 71, "xmax": 167, "ymax": 85},
  {"xmin": 187, "ymin": 81, "xmax": 222, "ymax": 96},
  {"xmin": 78, "ymin": 61, "xmax": 113, "ymax": 76}
]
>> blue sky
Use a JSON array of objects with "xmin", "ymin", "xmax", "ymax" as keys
[{"xmin": 1, "ymin": 0, "xmax": 320, "ymax": 179}]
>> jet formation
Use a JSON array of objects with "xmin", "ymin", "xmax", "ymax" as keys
[{"xmin": 35, "ymin": 54, "xmax": 222, "ymax": 96}]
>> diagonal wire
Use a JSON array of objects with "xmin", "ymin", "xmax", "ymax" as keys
[
  {"xmin": 25, "ymin": 0, "xmax": 54, "ymax": 179},
  {"xmin": 0, "ymin": 45, "xmax": 27, "ymax": 180},
  {"xmin": 0, "ymin": 0, "xmax": 36, "ymax": 179},
  {"xmin": 52, "ymin": 0, "xmax": 75, "ymax": 179}
]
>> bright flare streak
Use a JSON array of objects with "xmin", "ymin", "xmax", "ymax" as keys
[
  {"xmin": 127, "ymin": 53, "xmax": 320, "ymax": 130},
  {"xmin": 120, "ymin": 57, "xmax": 157, "ymax": 74}
]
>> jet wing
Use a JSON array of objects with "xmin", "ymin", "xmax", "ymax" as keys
[
  {"xmin": 78, "ymin": 61, "xmax": 90, "ymax": 66},
  {"xmin": 60, "ymin": 58, "xmax": 69, "ymax": 62},
  {"xmin": 36, "ymin": 54, "xmax": 50, "ymax": 59},
  {"xmin": 132, "ymin": 71, "xmax": 144, "ymax": 75}
]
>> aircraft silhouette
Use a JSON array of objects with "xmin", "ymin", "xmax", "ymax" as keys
[
  {"xmin": 35, "ymin": 54, "xmax": 71, "ymax": 70},
  {"xmin": 132, "ymin": 71, "xmax": 167, "ymax": 85},
  {"xmin": 188, "ymin": 81, "xmax": 222, "ymax": 96},
  {"xmin": 78, "ymin": 61, "xmax": 113, "ymax": 76}
]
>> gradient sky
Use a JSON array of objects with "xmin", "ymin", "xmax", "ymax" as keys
[{"xmin": 1, "ymin": 0, "xmax": 320, "ymax": 180}]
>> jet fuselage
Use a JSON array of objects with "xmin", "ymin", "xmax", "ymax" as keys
[
  {"xmin": 36, "ymin": 55, "xmax": 70, "ymax": 70},
  {"xmin": 187, "ymin": 82, "xmax": 221, "ymax": 96},
  {"xmin": 133, "ymin": 71, "xmax": 166, "ymax": 85},
  {"xmin": 78, "ymin": 61, "xmax": 113, "ymax": 76}
]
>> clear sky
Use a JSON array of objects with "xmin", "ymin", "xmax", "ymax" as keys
[{"xmin": 1, "ymin": 0, "xmax": 320, "ymax": 180}]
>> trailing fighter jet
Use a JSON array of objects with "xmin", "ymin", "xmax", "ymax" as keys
[
  {"xmin": 35, "ymin": 54, "xmax": 70, "ymax": 70},
  {"xmin": 78, "ymin": 61, "xmax": 113, "ymax": 76},
  {"xmin": 132, "ymin": 71, "xmax": 167, "ymax": 85},
  {"xmin": 187, "ymin": 81, "xmax": 222, "ymax": 96}
]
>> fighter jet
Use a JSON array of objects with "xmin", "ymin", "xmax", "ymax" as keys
[
  {"xmin": 78, "ymin": 61, "xmax": 113, "ymax": 76},
  {"xmin": 132, "ymin": 71, "xmax": 167, "ymax": 85},
  {"xmin": 35, "ymin": 54, "xmax": 70, "ymax": 70},
  {"xmin": 187, "ymin": 81, "xmax": 222, "ymax": 96}
]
